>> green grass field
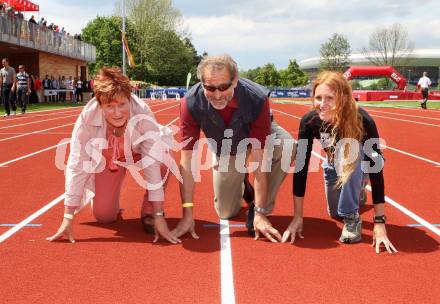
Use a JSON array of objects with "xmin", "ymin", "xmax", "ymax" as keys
[
  {"xmin": 2, "ymin": 99, "xmax": 439, "ymax": 116},
  {"xmin": 273, "ymin": 99, "xmax": 440, "ymax": 109},
  {"xmin": 0, "ymin": 102, "xmax": 85, "ymax": 115}
]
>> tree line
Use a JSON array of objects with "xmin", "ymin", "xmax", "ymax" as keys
[
  {"xmin": 81, "ymin": 0, "xmax": 202, "ymax": 86},
  {"xmin": 80, "ymin": 0, "xmax": 414, "ymax": 88},
  {"xmin": 319, "ymin": 23, "xmax": 414, "ymax": 72}
]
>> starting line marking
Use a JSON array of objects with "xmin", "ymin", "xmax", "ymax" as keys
[{"xmin": 0, "ymin": 194, "xmax": 65, "ymax": 243}]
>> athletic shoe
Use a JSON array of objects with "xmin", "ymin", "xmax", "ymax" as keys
[
  {"xmin": 339, "ymin": 213, "xmax": 362, "ymax": 243},
  {"xmin": 246, "ymin": 203, "xmax": 255, "ymax": 236},
  {"xmin": 3, "ymin": 114, "xmax": 9, "ymax": 117},
  {"xmin": 11, "ymin": 111, "xmax": 16, "ymax": 116}
]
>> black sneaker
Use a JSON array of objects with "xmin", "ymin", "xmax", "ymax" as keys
[
  {"xmin": 246, "ymin": 203, "xmax": 255, "ymax": 236},
  {"xmin": 243, "ymin": 174, "xmax": 255, "ymax": 205}
]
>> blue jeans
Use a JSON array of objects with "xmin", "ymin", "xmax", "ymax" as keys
[{"xmin": 322, "ymin": 153, "xmax": 364, "ymax": 219}]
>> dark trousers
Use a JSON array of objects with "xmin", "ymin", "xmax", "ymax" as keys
[
  {"xmin": 421, "ymin": 88, "xmax": 429, "ymax": 109},
  {"xmin": 2, "ymin": 84, "xmax": 16, "ymax": 115},
  {"xmin": 17, "ymin": 87, "xmax": 29, "ymax": 113},
  {"xmin": 75, "ymin": 89, "xmax": 83, "ymax": 102}
]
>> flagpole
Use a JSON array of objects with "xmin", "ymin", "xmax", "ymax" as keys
[{"xmin": 122, "ymin": 0, "xmax": 126, "ymax": 75}]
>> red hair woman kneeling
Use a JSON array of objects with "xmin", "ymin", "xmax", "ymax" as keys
[{"xmin": 47, "ymin": 67, "xmax": 180, "ymax": 244}]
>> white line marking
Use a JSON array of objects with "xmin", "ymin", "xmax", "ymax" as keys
[
  {"xmin": 367, "ymin": 109, "xmax": 440, "ymax": 121},
  {"xmin": 166, "ymin": 117, "xmax": 179, "ymax": 126},
  {"xmin": 147, "ymin": 100, "xmax": 180, "ymax": 107},
  {"xmin": 220, "ymin": 219, "xmax": 236, "ymax": 304},
  {"xmin": 407, "ymin": 224, "xmax": 440, "ymax": 227},
  {"xmin": 0, "ymin": 141, "xmax": 69, "ymax": 167},
  {"xmin": 0, "ymin": 194, "xmax": 65, "ymax": 243},
  {"xmin": 369, "ymin": 114, "xmax": 440, "ymax": 127},
  {"xmin": 0, "ymin": 123, "xmax": 74, "ymax": 143},
  {"xmin": 273, "ymin": 108, "xmax": 440, "ymax": 236},
  {"xmin": 153, "ymin": 104, "xmax": 180, "ymax": 114},
  {"xmin": 382, "ymin": 145, "xmax": 440, "ymax": 166},
  {"xmin": 0, "ymin": 114, "xmax": 79, "ymax": 130},
  {"xmin": 367, "ymin": 185, "xmax": 440, "ymax": 236},
  {"xmin": 0, "ymin": 107, "xmax": 83, "ymax": 122}
]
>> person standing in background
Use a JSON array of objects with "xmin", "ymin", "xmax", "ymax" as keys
[
  {"xmin": 16, "ymin": 65, "xmax": 31, "ymax": 114},
  {"xmin": 417, "ymin": 72, "xmax": 431, "ymax": 109},
  {"xmin": 0, "ymin": 58, "xmax": 17, "ymax": 117}
]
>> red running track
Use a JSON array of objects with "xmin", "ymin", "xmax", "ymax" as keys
[{"xmin": 0, "ymin": 101, "xmax": 439, "ymax": 303}]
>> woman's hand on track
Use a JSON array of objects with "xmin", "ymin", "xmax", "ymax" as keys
[
  {"xmin": 153, "ymin": 216, "xmax": 181, "ymax": 244},
  {"xmin": 46, "ymin": 218, "xmax": 75, "ymax": 243}
]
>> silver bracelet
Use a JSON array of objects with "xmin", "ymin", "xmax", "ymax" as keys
[
  {"xmin": 153, "ymin": 212, "xmax": 165, "ymax": 217},
  {"xmin": 254, "ymin": 206, "xmax": 270, "ymax": 215}
]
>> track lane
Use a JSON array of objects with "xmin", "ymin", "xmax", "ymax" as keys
[{"xmin": 0, "ymin": 102, "xmax": 223, "ymax": 303}]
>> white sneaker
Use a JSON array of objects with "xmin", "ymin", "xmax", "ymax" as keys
[
  {"xmin": 11, "ymin": 111, "xmax": 16, "ymax": 116},
  {"xmin": 3, "ymin": 114, "xmax": 9, "ymax": 117}
]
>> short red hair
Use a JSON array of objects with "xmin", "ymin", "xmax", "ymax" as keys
[{"xmin": 93, "ymin": 67, "xmax": 131, "ymax": 104}]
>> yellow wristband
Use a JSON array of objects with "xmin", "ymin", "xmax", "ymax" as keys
[{"xmin": 182, "ymin": 202, "xmax": 194, "ymax": 208}]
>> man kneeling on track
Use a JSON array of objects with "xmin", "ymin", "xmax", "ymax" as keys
[
  {"xmin": 283, "ymin": 71, "xmax": 397, "ymax": 254},
  {"xmin": 173, "ymin": 54, "xmax": 296, "ymax": 242},
  {"xmin": 47, "ymin": 67, "xmax": 180, "ymax": 244}
]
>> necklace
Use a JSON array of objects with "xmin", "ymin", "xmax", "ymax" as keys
[{"xmin": 109, "ymin": 122, "xmax": 127, "ymax": 137}]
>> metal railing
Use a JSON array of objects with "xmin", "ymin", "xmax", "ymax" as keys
[{"xmin": 0, "ymin": 15, "xmax": 96, "ymax": 62}]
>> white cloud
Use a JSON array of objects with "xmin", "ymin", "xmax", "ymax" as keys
[
  {"xmin": 21, "ymin": 0, "xmax": 440, "ymax": 69},
  {"xmin": 178, "ymin": 0, "xmax": 440, "ymax": 69}
]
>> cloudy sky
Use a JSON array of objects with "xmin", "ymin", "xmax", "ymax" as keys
[{"xmin": 32, "ymin": 0, "xmax": 440, "ymax": 70}]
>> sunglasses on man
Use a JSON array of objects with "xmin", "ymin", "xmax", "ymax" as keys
[{"xmin": 203, "ymin": 81, "xmax": 233, "ymax": 92}]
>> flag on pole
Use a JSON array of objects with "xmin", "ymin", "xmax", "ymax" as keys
[
  {"xmin": 121, "ymin": 31, "xmax": 135, "ymax": 67},
  {"xmin": 186, "ymin": 72, "xmax": 192, "ymax": 89}
]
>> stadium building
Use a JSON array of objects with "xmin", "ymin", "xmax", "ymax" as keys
[
  {"xmin": 299, "ymin": 48, "xmax": 440, "ymax": 86},
  {"xmin": 0, "ymin": 1, "xmax": 96, "ymax": 82}
]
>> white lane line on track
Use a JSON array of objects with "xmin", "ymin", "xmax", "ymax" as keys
[
  {"xmin": 367, "ymin": 109, "xmax": 440, "ymax": 121},
  {"xmin": 369, "ymin": 114, "xmax": 440, "ymax": 127},
  {"xmin": 272, "ymin": 109, "xmax": 440, "ymax": 166},
  {"xmin": 220, "ymin": 219, "xmax": 236, "ymax": 304},
  {"xmin": 0, "ymin": 194, "xmax": 65, "ymax": 243},
  {"xmin": 273, "ymin": 108, "xmax": 440, "ymax": 236},
  {"xmin": 364, "ymin": 185, "xmax": 440, "ymax": 236},
  {"xmin": 382, "ymin": 145, "xmax": 440, "ymax": 166},
  {"xmin": 0, "ymin": 123, "xmax": 74, "ymax": 143},
  {"xmin": 0, "ymin": 105, "xmax": 180, "ymax": 167},
  {"xmin": 0, "ymin": 109, "xmax": 83, "ymax": 123},
  {"xmin": 147, "ymin": 100, "xmax": 180, "ymax": 107},
  {"xmin": 0, "ymin": 114, "xmax": 79, "ymax": 130},
  {"xmin": 0, "ymin": 140, "xmax": 69, "ymax": 167},
  {"xmin": 152, "ymin": 104, "xmax": 179, "ymax": 113},
  {"xmin": 0, "ymin": 115, "xmax": 180, "ymax": 243},
  {"xmin": 0, "ymin": 107, "xmax": 83, "ymax": 119}
]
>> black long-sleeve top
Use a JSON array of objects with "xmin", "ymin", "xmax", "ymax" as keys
[{"xmin": 293, "ymin": 107, "xmax": 385, "ymax": 204}]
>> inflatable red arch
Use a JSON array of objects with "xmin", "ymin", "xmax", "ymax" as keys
[{"xmin": 343, "ymin": 66, "xmax": 407, "ymax": 90}]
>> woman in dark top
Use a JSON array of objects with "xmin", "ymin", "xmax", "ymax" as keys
[{"xmin": 282, "ymin": 71, "xmax": 397, "ymax": 253}]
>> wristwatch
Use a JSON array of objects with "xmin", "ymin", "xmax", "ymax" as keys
[
  {"xmin": 254, "ymin": 206, "xmax": 271, "ymax": 215},
  {"xmin": 373, "ymin": 215, "xmax": 387, "ymax": 224}
]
